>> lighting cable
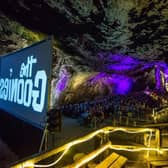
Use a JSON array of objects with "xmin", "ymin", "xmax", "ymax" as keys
[{"xmin": 25, "ymin": 128, "xmax": 157, "ymax": 168}]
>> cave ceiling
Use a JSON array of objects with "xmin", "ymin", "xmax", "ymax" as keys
[{"xmin": 0, "ymin": 0, "xmax": 168, "ymax": 70}]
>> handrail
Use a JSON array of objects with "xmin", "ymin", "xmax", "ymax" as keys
[{"xmin": 10, "ymin": 126, "xmax": 159, "ymax": 168}]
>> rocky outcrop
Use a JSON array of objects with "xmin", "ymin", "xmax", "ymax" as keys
[
  {"xmin": 1, "ymin": 0, "xmax": 168, "ymax": 105},
  {"xmin": 57, "ymin": 54, "xmax": 168, "ymax": 105},
  {"xmin": 0, "ymin": 11, "xmax": 44, "ymax": 56},
  {"xmin": 128, "ymin": 0, "xmax": 168, "ymax": 60},
  {"xmin": 0, "ymin": 0, "xmax": 168, "ymax": 62}
]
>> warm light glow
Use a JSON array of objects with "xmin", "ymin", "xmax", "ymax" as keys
[
  {"xmin": 22, "ymin": 161, "xmax": 34, "ymax": 168},
  {"xmin": 69, "ymin": 142, "xmax": 111, "ymax": 168},
  {"xmin": 67, "ymin": 144, "xmax": 168, "ymax": 168},
  {"xmin": 11, "ymin": 126, "xmax": 166, "ymax": 168},
  {"xmin": 71, "ymin": 73, "xmax": 93, "ymax": 89}
]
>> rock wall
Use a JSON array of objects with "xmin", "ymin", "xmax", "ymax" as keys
[{"xmin": 1, "ymin": 0, "xmax": 168, "ymax": 104}]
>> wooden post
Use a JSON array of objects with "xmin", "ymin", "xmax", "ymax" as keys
[{"xmin": 156, "ymin": 129, "xmax": 161, "ymax": 155}]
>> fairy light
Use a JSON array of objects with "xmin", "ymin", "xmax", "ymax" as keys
[
  {"xmin": 68, "ymin": 144, "xmax": 168, "ymax": 168},
  {"xmin": 106, "ymin": 127, "xmax": 153, "ymax": 134},
  {"xmin": 28, "ymin": 129, "xmax": 105, "ymax": 168},
  {"xmin": 11, "ymin": 127, "xmax": 163, "ymax": 168}
]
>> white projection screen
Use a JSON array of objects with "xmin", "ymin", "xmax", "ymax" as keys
[{"xmin": 0, "ymin": 38, "xmax": 52, "ymax": 129}]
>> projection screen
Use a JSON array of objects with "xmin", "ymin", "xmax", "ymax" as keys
[{"xmin": 0, "ymin": 38, "xmax": 52, "ymax": 129}]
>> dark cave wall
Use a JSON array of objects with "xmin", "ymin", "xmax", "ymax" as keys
[
  {"xmin": 0, "ymin": 0, "xmax": 168, "ymax": 63},
  {"xmin": 0, "ymin": 11, "xmax": 44, "ymax": 55},
  {"xmin": 0, "ymin": 0, "xmax": 168, "ymax": 104}
]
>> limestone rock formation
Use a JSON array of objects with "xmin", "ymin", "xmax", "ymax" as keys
[{"xmin": 0, "ymin": 0, "xmax": 168, "ymax": 104}]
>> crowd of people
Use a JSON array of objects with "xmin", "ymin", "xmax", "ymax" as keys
[{"xmin": 60, "ymin": 91, "xmax": 164, "ymax": 127}]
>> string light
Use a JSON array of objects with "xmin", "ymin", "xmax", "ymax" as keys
[
  {"xmin": 72, "ymin": 145, "xmax": 168, "ymax": 168},
  {"xmin": 12, "ymin": 126, "xmax": 165, "ymax": 168}
]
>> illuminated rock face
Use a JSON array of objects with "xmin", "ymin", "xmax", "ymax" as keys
[
  {"xmin": 57, "ymin": 54, "xmax": 168, "ymax": 104},
  {"xmin": 1, "ymin": 0, "xmax": 168, "ymax": 104}
]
